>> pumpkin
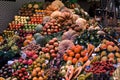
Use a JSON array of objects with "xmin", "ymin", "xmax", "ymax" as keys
[
  {"xmin": 35, "ymin": 35, "xmax": 46, "ymax": 47},
  {"xmin": 35, "ymin": 24, "xmax": 43, "ymax": 33},
  {"xmin": 34, "ymin": 33, "xmax": 42, "ymax": 39}
]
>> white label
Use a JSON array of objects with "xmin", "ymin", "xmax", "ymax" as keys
[
  {"xmin": 8, "ymin": 60, "xmax": 14, "ymax": 65},
  {"xmin": 21, "ymin": 51, "xmax": 27, "ymax": 59}
]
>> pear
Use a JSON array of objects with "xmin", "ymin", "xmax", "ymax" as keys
[
  {"xmin": 107, "ymin": 45, "xmax": 114, "ymax": 52},
  {"xmin": 101, "ymin": 56, "xmax": 108, "ymax": 61},
  {"xmin": 109, "ymin": 58, "xmax": 116, "ymax": 63},
  {"xmin": 101, "ymin": 51, "xmax": 107, "ymax": 57},
  {"xmin": 114, "ymin": 46, "xmax": 120, "ymax": 52},
  {"xmin": 40, "ymin": 58, "xmax": 45, "ymax": 64},
  {"xmin": 108, "ymin": 53, "xmax": 115, "ymax": 58},
  {"xmin": 117, "ymin": 58, "xmax": 120, "ymax": 63},
  {"xmin": 115, "ymin": 52, "xmax": 120, "ymax": 58}
]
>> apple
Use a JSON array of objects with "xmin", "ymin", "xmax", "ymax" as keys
[
  {"xmin": 32, "ymin": 54, "xmax": 38, "ymax": 60},
  {"xmin": 22, "ymin": 60, "xmax": 28, "ymax": 64},
  {"xmin": 28, "ymin": 59, "xmax": 33, "ymax": 65}
]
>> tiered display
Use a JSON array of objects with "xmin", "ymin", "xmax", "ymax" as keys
[{"xmin": 0, "ymin": 0, "xmax": 120, "ymax": 80}]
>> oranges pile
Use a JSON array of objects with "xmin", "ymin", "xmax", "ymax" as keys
[
  {"xmin": 31, "ymin": 67, "xmax": 47, "ymax": 80},
  {"xmin": 63, "ymin": 45, "xmax": 89, "ymax": 64}
]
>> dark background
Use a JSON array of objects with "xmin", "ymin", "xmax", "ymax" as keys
[
  {"xmin": 0, "ymin": 0, "xmax": 44, "ymax": 33},
  {"xmin": 0, "ymin": 0, "xmax": 90, "ymax": 33}
]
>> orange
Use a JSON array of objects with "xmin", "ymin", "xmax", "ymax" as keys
[
  {"xmin": 81, "ymin": 50, "xmax": 88, "ymax": 57},
  {"xmin": 63, "ymin": 55, "xmax": 68, "ymax": 61},
  {"xmin": 69, "ymin": 51, "xmax": 75, "ymax": 57},
  {"xmin": 79, "ymin": 58, "xmax": 84, "ymax": 62},
  {"xmin": 72, "ymin": 58, "xmax": 78, "ymax": 64},
  {"xmin": 32, "ymin": 77, "xmax": 38, "ymax": 80},
  {"xmin": 38, "ymin": 71, "xmax": 42, "ymax": 76},
  {"xmin": 67, "ymin": 57, "xmax": 73, "ymax": 61},
  {"xmin": 33, "ymin": 61, "xmax": 37, "ymax": 65},
  {"xmin": 74, "ymin": 47, "xmax": 80, "ymax": 53},
  {"xmin": 75, "ymin": 53, "xmax": 80, "ymax": 59},
  {"xmin": 76, "ymin": 45, "xmax": 83, "ymax": 51},
  {"xmin": 38, "ymin": 77, "xmax": 44, "ymax": 80},
  {"xmin": 83, "ymin": 56, "xmax": 88, "ymax": 62},
  {"xmin": 66, "ymin": 50, "xmax": 72, "ymax": 54},
  {"xmin": 35, "ymin": 67, "xmax": 41, "ymax": 72},
  {"xmin": 32, "ymin": 71, "xmax": 37, "ymax": 77},
  {"xmin": 71, "ymin": 45, "xmax": 76, "ymax": 51}
]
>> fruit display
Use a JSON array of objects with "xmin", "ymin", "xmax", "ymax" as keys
[
  {"xmin": 94, "ymin": 39, "xmax": 120, "ymax": 63},
  {"xmin": 0, "ymin": 64, "xmax": 13, "ymax": 78},
  {"xmin": 0, "ymin": 0, "xmax": 120, "ymax": 80},
  {"xmin": 85, "ymin": 61, "xmax": 115, "ymax": 80},
  {"xmin": 41, "ymin": 19, "xmax": 62, "ymax": 35},
  {"xmin": 41, "ymin": 38, "xmax": 59, "ymax": 58},
  {"xmin": 75, "ymin": 30, "xmax": 102, "ymax": 47},
  {"xmin": 63, "ymin": 44, "xmax": 94, "ymax": 64},
  {"xmin": 19, "ymin": 2, "xmax": 44, "ymax": 16}
]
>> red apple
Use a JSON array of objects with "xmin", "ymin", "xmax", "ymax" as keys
[
  {"xmin": 19, "ymin": 73, "xmax": 23, "ymax": 77},
  {"xmin": 32, "ymin": 54, "xmax": 38, "ymax": 60},
  {"xmin": 28, "ymin": 59, "xmax": 33, "ymax": 65},
  {"xmin": 49, "ymin": 40, "xmax": 54, "ymax": 45},
  {"xmin": 21, "ymin": 68, "xmax": 26, "ymax": 72},
  {"xmin": 24, "ymin": 75, "xmax": 29, "ymax": 79},
  {"xmin": 18, "ymin": 58, "xmax": 23, "ymax": 63},
  {"xmin": 22, "ymin": 60, "xmax": 28, "ymax": 64},
  {"xmin": 50, "ymin": 49, "xmax": 55, "ymax": 53}
]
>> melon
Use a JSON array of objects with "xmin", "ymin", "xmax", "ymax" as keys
[
  {"xmin": 35, "ymin": 35, "xmax": 46, "ymax": 47},
  {"xmin": 34, "ymin": 33, "xmax": 42, "ymax": 39},
  {"xmin": 35, "ymin": 24, "xmax": 43, "ymax": 33}
]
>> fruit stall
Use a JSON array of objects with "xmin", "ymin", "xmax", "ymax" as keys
[{"xmin": 0, "ymin": 0, "xmax": 120, "ymax": 80}]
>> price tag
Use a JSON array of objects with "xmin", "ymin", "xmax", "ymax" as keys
[
  {"xmin": 8, "ymin": 60, "xmax": 14, "ymax": 65},
  {"xmin": 92, "ymin": 53, "xmax": 96, "ymax": 57},
  {"xmin": 45, "ymin": 60, "xmax": 49, "ymax": 64},
  {"xmin": 21, "ymin": 51, "xmax": 27, "ymax": 59}
]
